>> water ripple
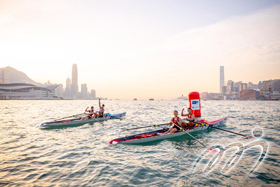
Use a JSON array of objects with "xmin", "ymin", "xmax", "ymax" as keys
[{"xmin": 0, "ymin": 100, "xmax": 279, "ymax": 186}]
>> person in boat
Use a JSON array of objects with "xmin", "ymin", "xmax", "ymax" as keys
[
  {"xmin": 181, "ymin": 108, "xmax": 196, "ymax": 129},
  {"xmin": 81, "ymin": 106, "xmax": 95, "ymax": 120},
  {"xmin": 164, "ymin": 110, "xmax": 183, "ymax": 134},
  {"xmin": 95, "ymin": 98, "xmax": 105, "ymax": 118}
]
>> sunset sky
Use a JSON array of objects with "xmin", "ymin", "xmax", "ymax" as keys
[{"xmin": 1, "ymin": 0, "xmax": 280, "ymax": 100}]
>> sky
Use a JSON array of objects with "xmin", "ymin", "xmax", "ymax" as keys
[{"xmin": 0, "ymin": 0, "xmax": 280, "ymax": 100}]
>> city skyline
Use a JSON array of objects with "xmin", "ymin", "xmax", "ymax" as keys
[{"xmin": 1, "ymin": 0, "xmax": 280, "ymax": 99}]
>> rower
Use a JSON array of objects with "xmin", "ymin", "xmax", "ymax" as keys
[
  {"xmin": 95, "ymin": 98, "xmax": 105, "ymax": 118},
  {"xmin": 181, "ymin": 108, "xmax": 195, "ymax": 129},
  {"xmin": 81, "ymin": 106, "xmax": 94, "ymax": 120},
  {"xmin": 164, "ymin": 110, "xmax": 183, "ymax": 134}
]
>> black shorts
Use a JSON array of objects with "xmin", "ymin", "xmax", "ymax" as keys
[{"xmin": 172, "ymin": 125, "xmax": 181, "ymax": 131}]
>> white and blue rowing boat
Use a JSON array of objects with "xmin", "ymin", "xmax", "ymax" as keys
[{"xmin": 40, "ymin": 112, "xmax": 126, "ymax": 128}]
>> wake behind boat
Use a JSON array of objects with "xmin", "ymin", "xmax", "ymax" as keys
[
  {"xmin": 40, "ymin": 112, "xmax": 126, "ymax": 128},
  {"xmin": 109, "ymin": 117, "xmax": 227, "ymax": 144}
]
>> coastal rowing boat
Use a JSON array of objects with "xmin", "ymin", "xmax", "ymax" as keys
[
  {"xmin": 109, "ymin": 117, "xmax": 227, "ymax": 144},
  {"xmin": 40, "ymin": 112, "xmax": 126, "ymax": 128}
]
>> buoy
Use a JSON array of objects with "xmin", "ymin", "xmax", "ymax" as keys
[{"xmin": 188, "ymin": 92, "xmax": 201, "ymax": 117}]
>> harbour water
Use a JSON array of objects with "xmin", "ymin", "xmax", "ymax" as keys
[{"xmin": 0, "ymin": 100, "xmax": 279, "ymax": 186}]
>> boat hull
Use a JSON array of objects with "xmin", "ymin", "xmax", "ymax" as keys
[
  {"xmin": 40, "ymin": 112, "xmax": 126, "ymax": 128},
  {"xmin": 110, "ymin": 117, "xmax": 227, "ymax": 144}
]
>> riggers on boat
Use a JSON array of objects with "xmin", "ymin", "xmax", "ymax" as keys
[
  {"xmin": 109, "ymin": 117, "xmax": 227, "ymax": 144},
  {"xmin": 40, "ymin": 112, "xmax": 126, "ymax": 128}
]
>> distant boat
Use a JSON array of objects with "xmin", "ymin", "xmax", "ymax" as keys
[
  {"xmin": 149, "ymin": 98, "xmax": 154, "ymax": 101},
  {"xmin": 133, "ymin": 98, "xmax": 137, "ymax": 101},
  {"xmin": 177, "ymin": 94, "xmax": 188, "ymax": 100}
]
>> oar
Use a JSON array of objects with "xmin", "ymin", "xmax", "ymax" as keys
[
  {"xmin": 190, "ymin": 120, "xmax": 255, "ymax": 139},
  {"xmin": 210, "ymin": 126, "xmax": 254, "ymax": 139},
  {"xmin": 122, "ymin": 123, "xmax": 170, "ymax": 131},
  {"xmin": 174, "ymin": 124, "xmax": 219, "ymax": 153},
  {"xmin": 53, "ymin": 113, "xmax": 86, "ymax": 121}
]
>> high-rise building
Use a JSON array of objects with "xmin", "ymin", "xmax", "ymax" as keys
[
  {"xmin": 71, "ymin": 64, "xmax": 78, "ymax": 98},
  {"xmin": 66, "ymin": 78, "xmax": 71, "ymax": 88},
  {"xmin": 234, "ymin": 81, "xmax": 242, "ymax": 92},
  {"xmin": 91, "ymin": 89, "xmax": 96, "ymax": 99},
  {"xmin": 258, "ymin": 80, "xmax": 273, "ymax": 89},
  {"xmin": 64, "ymin": 78, "xmax": 71, "ymax": 98},
  {"xmin": 220, "ymin": 66, "xmax": 224, "ymax": 93},
  {"xmin": 248, "ymin": 82, "xmax": 253, "ymax": 89},
  {"xmin": 227, "ymin": 80, "xmax": 234, "ymax": 93},
  {"xmin": 239, "ymin": 83, "xmax": 243, "ymax": 92},
  {"xmin": 221, "ymin": 86, "xmax": 227, "ymax": 94},
  {"xmin": 273, "ymin": 79, "xmax": 280, "ymax": 92},
  {"xmin": 242, "ymin": 83, "xmax": 248, "ymax": 90},
  {"xmin": 55, "ymin": 84, "xmax": 64, "ymax": 98},
  {"xmin": 81, "ymin": 84, "xmax": 88, "ymax": 99}
]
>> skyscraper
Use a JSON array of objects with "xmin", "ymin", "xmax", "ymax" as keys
[
  {"xmin": 55, "ymin": 84, "xmax": 64, "ymax": 98},
  {"xmin": 64, "ymin": 78, "xmax": 71, "ymax": 98},
  {"xmin": 71, "ymin": 64, "xmax": 78, "ymax": 98},
  {"xmin": 81, "ymin": 84, "xmax": 88, "ymax": 99},
  {"xmin": 220, "ymin": 66, "xmax": 224, "ymax": 93},
  {"xmin": 91, "ymin": 89, "xmax": 96, "ymax": 99},
  {"xmin": 227, "ymin": 80, "xmax": 234, "ymax": 93}
]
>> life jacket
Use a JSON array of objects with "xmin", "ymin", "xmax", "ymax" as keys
[
  {"xmin": 99, "ymin": 108, "xmax": 104, "ymax": 115},
  {"xmin": 88, "ymin": 110, "xmax": 94, "ymax": 117},
  {"xmin": 172, "ymin": 117, "xmax": 180, "ymax": 125}
]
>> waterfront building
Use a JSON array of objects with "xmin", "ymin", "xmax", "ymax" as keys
[
  {"xmin": 201, "ymin": 92, "xmax": 211, "ymax": 100},
  {"xmin": 71, "ymin": 64, "xmax": 78, "ymax": 98},
  {"xmin": 240, "ymin": 90, "xmax": 260, "ymax": 100},
  {"xmin": 258, "ymin": 80, "xmax": 273, "ymax": 89},
  {"xmin": 64, "ymin": 78, "xmax": 71, "ymax": 98},
  {"xmin": 221, "ymin": 86, "xmax": 227, "ymax": 94},
  {"xmin": 242, "ymin": 83, "xmax": 248, "ymax": 90},
  {"xmin": 234, "ymin": 81, "xmax": 242, "ymax": 92},
  {"xmin": 220, "ymin": 66, "xmax": 224, "ymax": 93},
  {"xmin": 0, "ymin": 83, "xmax": 59, "ymax": 99},
  {"xmin": 239, "ymin": 83, "xmax": 243, "ymax": 92},
  {"xmin": 91, "ymin": 89, "xmax": 96, "ymax": 99},
  {"xmin": 248, "ymin": 82, "xmax": 253, "ymax": 89},
  {"xmin": 227, "ymin": 80, "xmax": 234, "ymax": 93},
  {"xmin": 273, "ymin": 79, "xmax": 280, "ymax": 92},
  {"xmin": 55, "ymin": 84, "xmax": 64, "ymax": 98},
  {"xmin": 81, "ymin": 84, "xmax": 88, "ymax": 99},
  {"xmin": 251, "ymin": 84, "xmax": 258, "ymax": 89}
]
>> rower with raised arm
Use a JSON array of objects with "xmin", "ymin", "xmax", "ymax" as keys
[
  {"xmin": 164, "ymin": 110, "xmax": 183, "ymax": 134},
  {"xmin": 181, "ymin": 107, "xmax": 195, "ymax": 129},
  {"xmin": 96, "ymin": 98, "xmax": 105, "ymax": 118},
  {"xmin": 81, "ymin": 106, "xmax": 95, "ymax": 120}
]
